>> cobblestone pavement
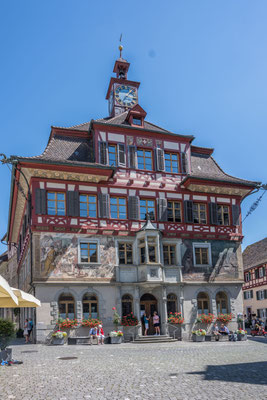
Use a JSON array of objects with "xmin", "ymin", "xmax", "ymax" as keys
[{"xmin": 1, "ymin": 337, "xmax": 267, "ymax": 400}]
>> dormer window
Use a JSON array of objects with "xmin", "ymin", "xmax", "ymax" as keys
[{"xmin": 132, "ymin": 117, "xmax": 142, "ymax": 126}]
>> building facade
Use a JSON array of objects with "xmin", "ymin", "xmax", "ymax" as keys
[
  {"xmin": 4, "ymin": 55, "xmax": 258, "ymax": 341},
  {"xmin": 242, "ymin": 238, "xmax": 267, "ymax": 325}
]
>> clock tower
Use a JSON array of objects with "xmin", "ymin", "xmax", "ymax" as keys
[{"xmin": 106, "ymin": 46, "xmax": 140, "ymax": 117}]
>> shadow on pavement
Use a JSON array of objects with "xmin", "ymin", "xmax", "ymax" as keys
[{"xmin": 186, "ymin": 361, "xmax": 267, "ymax": 385}]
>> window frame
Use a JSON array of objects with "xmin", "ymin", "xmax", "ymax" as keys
[
  {"xmin": 217, "ymin": 204, "xmax": 230, "ymax": 226},
  {"xmin": 163, "ymin": 244, "xmax": 176, "ymax": 265},
  {"xmin": 58, "ymin": 294, "xmax": 75, "ymax": 319},
  {"xmin": 78, "ymin": 239, "xmax": 100, "ymax": 264},
  {"xmin": 193, "ymin": 243, "xmax": 212, "ymax": 267},
  {"xmin": 167, "ymin": 293, "xmax": 177, "ymax": 314},
  {"xmin": 216, "ymin": 291, "xmax": 229, "ymax": 314},
  {"xmin": 137, "ymin": 148, "xmax": 153, "ymax": 171},
  {"xmin": 167, "ymin": 201, "xmax": 182, "ymax": 222},
  {"xmin": 164, "ymin": 152, "xmax": 180, "ymax": 173},
  {"xmin": 108, "ymin": 143, "xmax": 117, "ymax": 166},
  {"xmin": 47, "ymin": 191, "xmax": 66, "ymax": 216},
  {"xmin": 121, "ymin": 294, "xmax": 133, "ymax": 316},
  {"xmin": 110, "ymin": 196, "xmax": 127, "ymax": 220},
  {"xmin": 197, "ymin": 292, "xmax": 210, "ymax": 315},
  {"xmin": 82, "ymin": 294, "xmax": 98, "ymax": 318},
  {"xmin": 139, "ymin": 198, "xmax": 156, "ymax": 221},
  {"xmin": 79, "ymin": 194, "xmax": 97, "ymax": 218},
  {"xmin": 118, "ymin": 242, "xmax": 133, "ymax": 265},
  {"xmin": 193, "ymin": 202, "xmax": 207, "ymax": 224}
]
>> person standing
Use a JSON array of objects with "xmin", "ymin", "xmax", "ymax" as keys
[
  {"xmin": 23, "ymin": 319, "xmax": 29, "ymax": 343},
  {"xmin": 28, "ymin": 318, "xmax": 33, "ymax": 342},
  {"xmin": 97, "ymin": 324, "xmax": 105, "ymax": 345},
  {"xmin": 153, "ymin": 311, "xmax": 160, "ymax": 336},
  {"xmin": 143, "ymin": 313, "xmax": 150, "ymax": 336}
]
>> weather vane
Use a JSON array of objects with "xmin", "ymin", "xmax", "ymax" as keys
[{"xmin": 119, "ymin": 33, "xmax": 123, "ymax": 58}]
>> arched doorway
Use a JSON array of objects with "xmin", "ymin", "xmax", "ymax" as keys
[{"xmin": 140, "ymin": 293, "xmax": 158, "ymax": 335}]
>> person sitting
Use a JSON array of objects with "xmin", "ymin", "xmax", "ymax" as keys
[
  {"xmin": 213, "ymin": 323, "xmax": 220, "ymax": 341},
  {"xmin": 89, "ymin": 326, "xmax": 99, "ymax": 345},
  {"xmin": 219, "ymin": 324, "xmax": 230, "ymax": 335},
  {"xmin": 97, "ymin": 324, "xmax": 105, "ymax": 345}
]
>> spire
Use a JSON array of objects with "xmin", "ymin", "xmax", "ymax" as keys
[{"xmin": 119, "ymin": 33, "xmax": 123, "ymax": 59}]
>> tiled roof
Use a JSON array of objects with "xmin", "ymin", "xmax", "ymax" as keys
[
  {"xmin": 189, "ymin": 152, "xmax": 259, "ymax": 186},
  {"xmin": 243, "ymin": 238, "xmax": 267, "ymax": 270}
]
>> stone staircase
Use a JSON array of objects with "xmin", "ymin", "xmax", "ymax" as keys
[{"xmin": 131, "ymin": 334, "xmax": 178, "ymax": 344}]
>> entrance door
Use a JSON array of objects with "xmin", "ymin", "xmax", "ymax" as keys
[{"xmin": 140, "ymin": 294, "xmax": 158, "ymax": 335}]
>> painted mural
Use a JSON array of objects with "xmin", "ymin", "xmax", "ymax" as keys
[
  {"xmin": 181, "ymin": 240, "xmax": 240, "ymax": 282},
  {"xmin": 37, "ymin": 234, "xmax": 116, "ymax": 281}
]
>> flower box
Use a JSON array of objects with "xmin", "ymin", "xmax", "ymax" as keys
[
  {"xmin": 237, "ymin": 334, "xmax": 247, "ymax": 341},
  {"xmin": 52, "ymin": 337, "xmax": 65, "ymax": 345},
  {"xmin": 110, "ymin": 336, "xmax": 122, "ymax": 344},
  {"xmin": 192, "ymin": 334, "xmax": 205, "ymax": 342}
]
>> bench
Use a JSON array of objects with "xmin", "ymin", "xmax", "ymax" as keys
[{"xmin": 68, "ymin": 336, "xmax": 99, "ymax": 345}]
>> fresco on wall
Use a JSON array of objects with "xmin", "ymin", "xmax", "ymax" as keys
[
  {"xmin": 37, "ymin": 234, "xmax": 116, "ymax": 281},
  {"xmin": 181, "ymin": 240, "xmax": 240, "ymax": 282}
]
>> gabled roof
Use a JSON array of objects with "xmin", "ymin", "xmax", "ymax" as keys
[
  {"xmin": 186, "ymin": 151, "xmax": 259, "ymax": 187},
  {"xmin": 243, "ymin": 238, "xmax": 267, "ymax": 270}
]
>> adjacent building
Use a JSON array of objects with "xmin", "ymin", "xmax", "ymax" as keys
[
  {"xmin": 242, "ymin": 237, "xmax": 267, "ymax": 324},
  {"xmin": 3, "ymin": 53, "xmax": 259, "ymax": 341}
]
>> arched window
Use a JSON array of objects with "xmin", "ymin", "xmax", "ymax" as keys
[
  {"xmin": 82, "ymin": 294, "xmax": 98, "ymax": 319},
  {"xmin": 58, "ymin": 294, "xmax": 75, "ymax": 319},
  {"xmin": 197, "ymin": 292, "xmax": 210, "ymax": 315},
  {"xmin": 122, "ymin": 294, "xmax": 133, "ymax": 316},
  {"xmin": 167, "ymin": 293, "xmax": 177, "ymax": 314},
  {"xmin": 216, "ymin": 292, "xmax": 228, "ymax": 314}
]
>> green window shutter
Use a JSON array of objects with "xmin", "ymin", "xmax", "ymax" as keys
[
  {"xmin": 209, "ymin": 202, "xmax": 218, "ymax": 225},
  {"xmin": 232, "ymin": 204, "xmax": 240, "ymax": 226},
  {"xmin": 158, "ymin": 198, "xmax": 167, "ymax": 221},
  {"xmin": 67, "ymin": 191, "xmax": 79, "ymax": 217},
  {"xmin": 255, "ymin": 269, "xmax": 259, "ymax": 279},
  {"xmin": 35, "ymin": 188, "xmax": 46, "ymax": 215},
  {"xmin": 99, "ymin": 142, "xmax": 107, "ymax": 165},
  {"xmin": 184, "ymin": 200, "xmax": 193, "ymax": 223},
  {"xmin": 256, "ymin": 291, "xmax": 260, "ymax": 300},
  {"xmin": 250, "ymin": 290, "xmax": 253, "ymax": 298},
  {"xmin": 128, "ymin": 196, "xmax": 139, "ymax": 220}
]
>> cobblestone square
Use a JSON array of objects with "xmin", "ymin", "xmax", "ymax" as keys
[{"xmin": 0, "ymin": 337, "xmax": 267, "ymax": 400}]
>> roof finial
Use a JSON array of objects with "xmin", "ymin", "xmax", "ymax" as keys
[{"xmin": 119, "ymin": 33, "xmax": 123, "ymax": 58}]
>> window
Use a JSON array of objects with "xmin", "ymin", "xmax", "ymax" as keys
[
  {"xmin": 259, "ymin": 267, "xmax": 265, "ymax": 278},
  {"xmin": 167, "ymin": 293, "xmax": 177, "ymax": 314},
  {"xmin": 110, "ymin": 197, "xmax": 127, "ymax": 219},
  {"xmin": 193, "ymin": 244, "xmax": 211, "ymax": 266},
  {"xmin": 118, "ymin": 243, "xmax": 133, "ymax": 265},
  {"xmin": 197, "ymin": 292, "xmax": 210, "ymax": 315},
  {"xmin": 132, "ymin": 118, "xmax": 142, "ymax": 126},
  {"xmin": 80, "ymin": 242, "xmax": 98, "ymax": 263},
  {"xmin": 167, "ymin": 201, "xmax": 182, "ymax": 222},
  {"xmin": 193, "ymin": 203, "xmax": 207, "ymax": 224},
  {"xmin": 140, "ymin": 199, "xmax": 155, "ymax": 220},
  {"xmin": 256, "ymin": 290, "xmax": 266, "ymax": 300},
  {"xmin": 82, "ymin": 294, "xmax": 98, "ymax": 318},
  {"xmin": 147, "ymin": 236, "xmax": 157, "ymax": 263},
  {"xmin": 217, "ymin": 205, "xmax": 230, "ymax": 225},
  {"xmin": 108, "ymin": 144, "xmax": 117, "ymax": 166},
  {"xmin": 163, "ymin": 245, "xmax": 176, "ymax": 265},
  {"xmin": 47, "ymin": 192, "xmax": 66, "ymax": 216},
  {"xmin": 137, "ymin": 149, "xmax": 153, "ymax": 170},
  {"xmin": 244, "ymin": 290, "xmax": 253, "ymax": 300},
  {"xmin": 216, "ymin": 292, "xmax": 228, "ymax": 314},
  {"xmin": 139, "ymin": 239, "xmax": 146, "ymax": 264},
  {"xmin": 58, "ymin": 294, "xmax": 75, "ymax": 319},
  {"xmin": 79, "ymin": 194, "xmax": 97, "ymax": 218},
  {"xmin": 164, "ymin": 152, "xmax": 179, "ymax": 173},
  {"xmin": 245, "ymin": 272, "xmax": 251, "ymax": 282},
  {"xmin": 122, "ymin": 294, "xmax": 133, "ymax": 316}
]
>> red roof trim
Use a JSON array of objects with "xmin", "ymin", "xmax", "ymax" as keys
[{"xmin": 191, "ymin": 146, "xmax": 214, "ymax": 156}]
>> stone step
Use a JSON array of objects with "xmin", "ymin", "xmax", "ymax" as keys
[{"xmin": 132, "ymin": 338, "xmax": 178, "ymax": 344}]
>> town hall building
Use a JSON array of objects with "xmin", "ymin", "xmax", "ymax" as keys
[{"xmin": 4, "ymin": 52, "xmax": 259, "ymax": 341}]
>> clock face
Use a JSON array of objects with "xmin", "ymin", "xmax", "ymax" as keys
[{"xmin": 115, "ymin": 85, "xmax": 137, "ymax": 107}]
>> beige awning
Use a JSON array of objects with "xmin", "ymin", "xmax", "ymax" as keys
[
  {"xmin": 11, "ymin": 288, "xmax": 41, "ymax": 308},
  {"xmin": 0, "ymin": 275, "xmax": 19, "ymax": 307}
]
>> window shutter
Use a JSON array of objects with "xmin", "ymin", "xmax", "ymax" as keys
[
  {"xmin": 99, "ymin": 142, "xmax": 107, "ymax": 165},
  {"xmin": 256, "ymin": 291, "xmax": 260, "ymax": 300},
  {"xmin": 243, "ymin": 292, "xmax": 246, "ymax": 300},
  {"xmin": 156, "ymin": 148, "xmax": 165, "ymax": 171},
  {"xmin": 232, "ymin": 204, "xmax": 240, "ymax": 226},
  {"xmin": 35, "ymin": 188, "xmax": 46, "ymax": 215},
  {"xmin": 128, "ymin": 146, "xmax": 137, "ymax": 169},
  {"xmin": 255, "ymin": 269, "xmax": 259, "ymax": 279},
  {"xmin": 27, "ymin": 195, "xmax": 31, "ymax": 225},
  {"xmin": 264, "ymin": 290, "xmax": 267, "ymax": 299},
  {"xmin": 158, "ymin": 198, "xmax": 167, "ymax": 221},
  {"xmin": 99, "ymin": 193, "xmax": 110, "ymax": 218},
  {"xmin": 67, "ymin": 191, "xmax": 79, "ymax": 217},
  {"xmin": 117, "ymin": 143, "xmax": 126, "ymax": 167},
  {"xmin": 250, "ymin": 290, "xmax": 253, "ymax": 298},
  {"xmin": 263, "ymin": 267, "xmax": 266, "ymax": 277},
  {"xmin": 181, "ymin": 152, "xmax": 188, "ymax": 174},
  {"xmin": 184, "ymin": 200, "xmax": 193, "ymax": 223},
  {"xmin": 128, "ymin": 196, "xmax": 139, "ymax": 220},
  {"xmin": 209, "ymin": 202, "xmax": 218, "ymax": 225}
]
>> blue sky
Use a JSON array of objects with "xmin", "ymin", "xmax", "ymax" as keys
[{"xmin": 0, "ymin": 0, "xmax": 266, "ymax": 254}]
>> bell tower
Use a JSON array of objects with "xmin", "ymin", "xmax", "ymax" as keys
[{"xmin": 106, "ymin": 45, "xmax": 140, "ymax": 117}]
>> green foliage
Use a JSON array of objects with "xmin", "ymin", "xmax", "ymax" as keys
[{"xmin": 0, "ymin": 318, "xmax": 15, "ymax": 350}]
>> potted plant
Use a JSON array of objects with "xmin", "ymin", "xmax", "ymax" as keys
[
  {"xmin": 217, "ymin": 313, "xmax": 234, "ymax": 324},
  {"xmin": 192, "ymin": 329, "xmax": 206, "ymax": 342},
  {"xmin": 51, "ymin": 330, "xmax": 67, "ymax": 345},
  {"xmin": 168, "ymin": 312, "xmax": 184, "ymax": 325},
  {"xmin": 196, "ymin": 313, "xmax": 215, "ymax": 324},
  {"xmin": 121, "ymin": 313, "xmax": 139, "ymax": 327},
  {"xmin": 112, "ymin": 307, "xmax": 121, "ymax": 330},
  {"xmin": 57, "ymin": 318, "xmax": 79, "ymax": 329},
  {"xmin": 109, "ymin": 330, "xmax": 123, "ymax": 344},
  {"xmin": 81, "ymin": 318, "xmax": 102, "ymax": 328},
  {"xmin": 236, "ymin": 329, "xmax": 247, "ymax": 341},
  {"xmin": 0, "ymin": 319, "xmax": 15, "ymax": 362}
]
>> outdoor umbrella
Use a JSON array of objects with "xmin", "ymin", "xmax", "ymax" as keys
[
  {"xmin": 0, "ymin": 275, "xmax": 19, "ymax": 307},
  {"xmin": 11, "ymin": 288, "xmax": 41, "ymax": 308}
]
